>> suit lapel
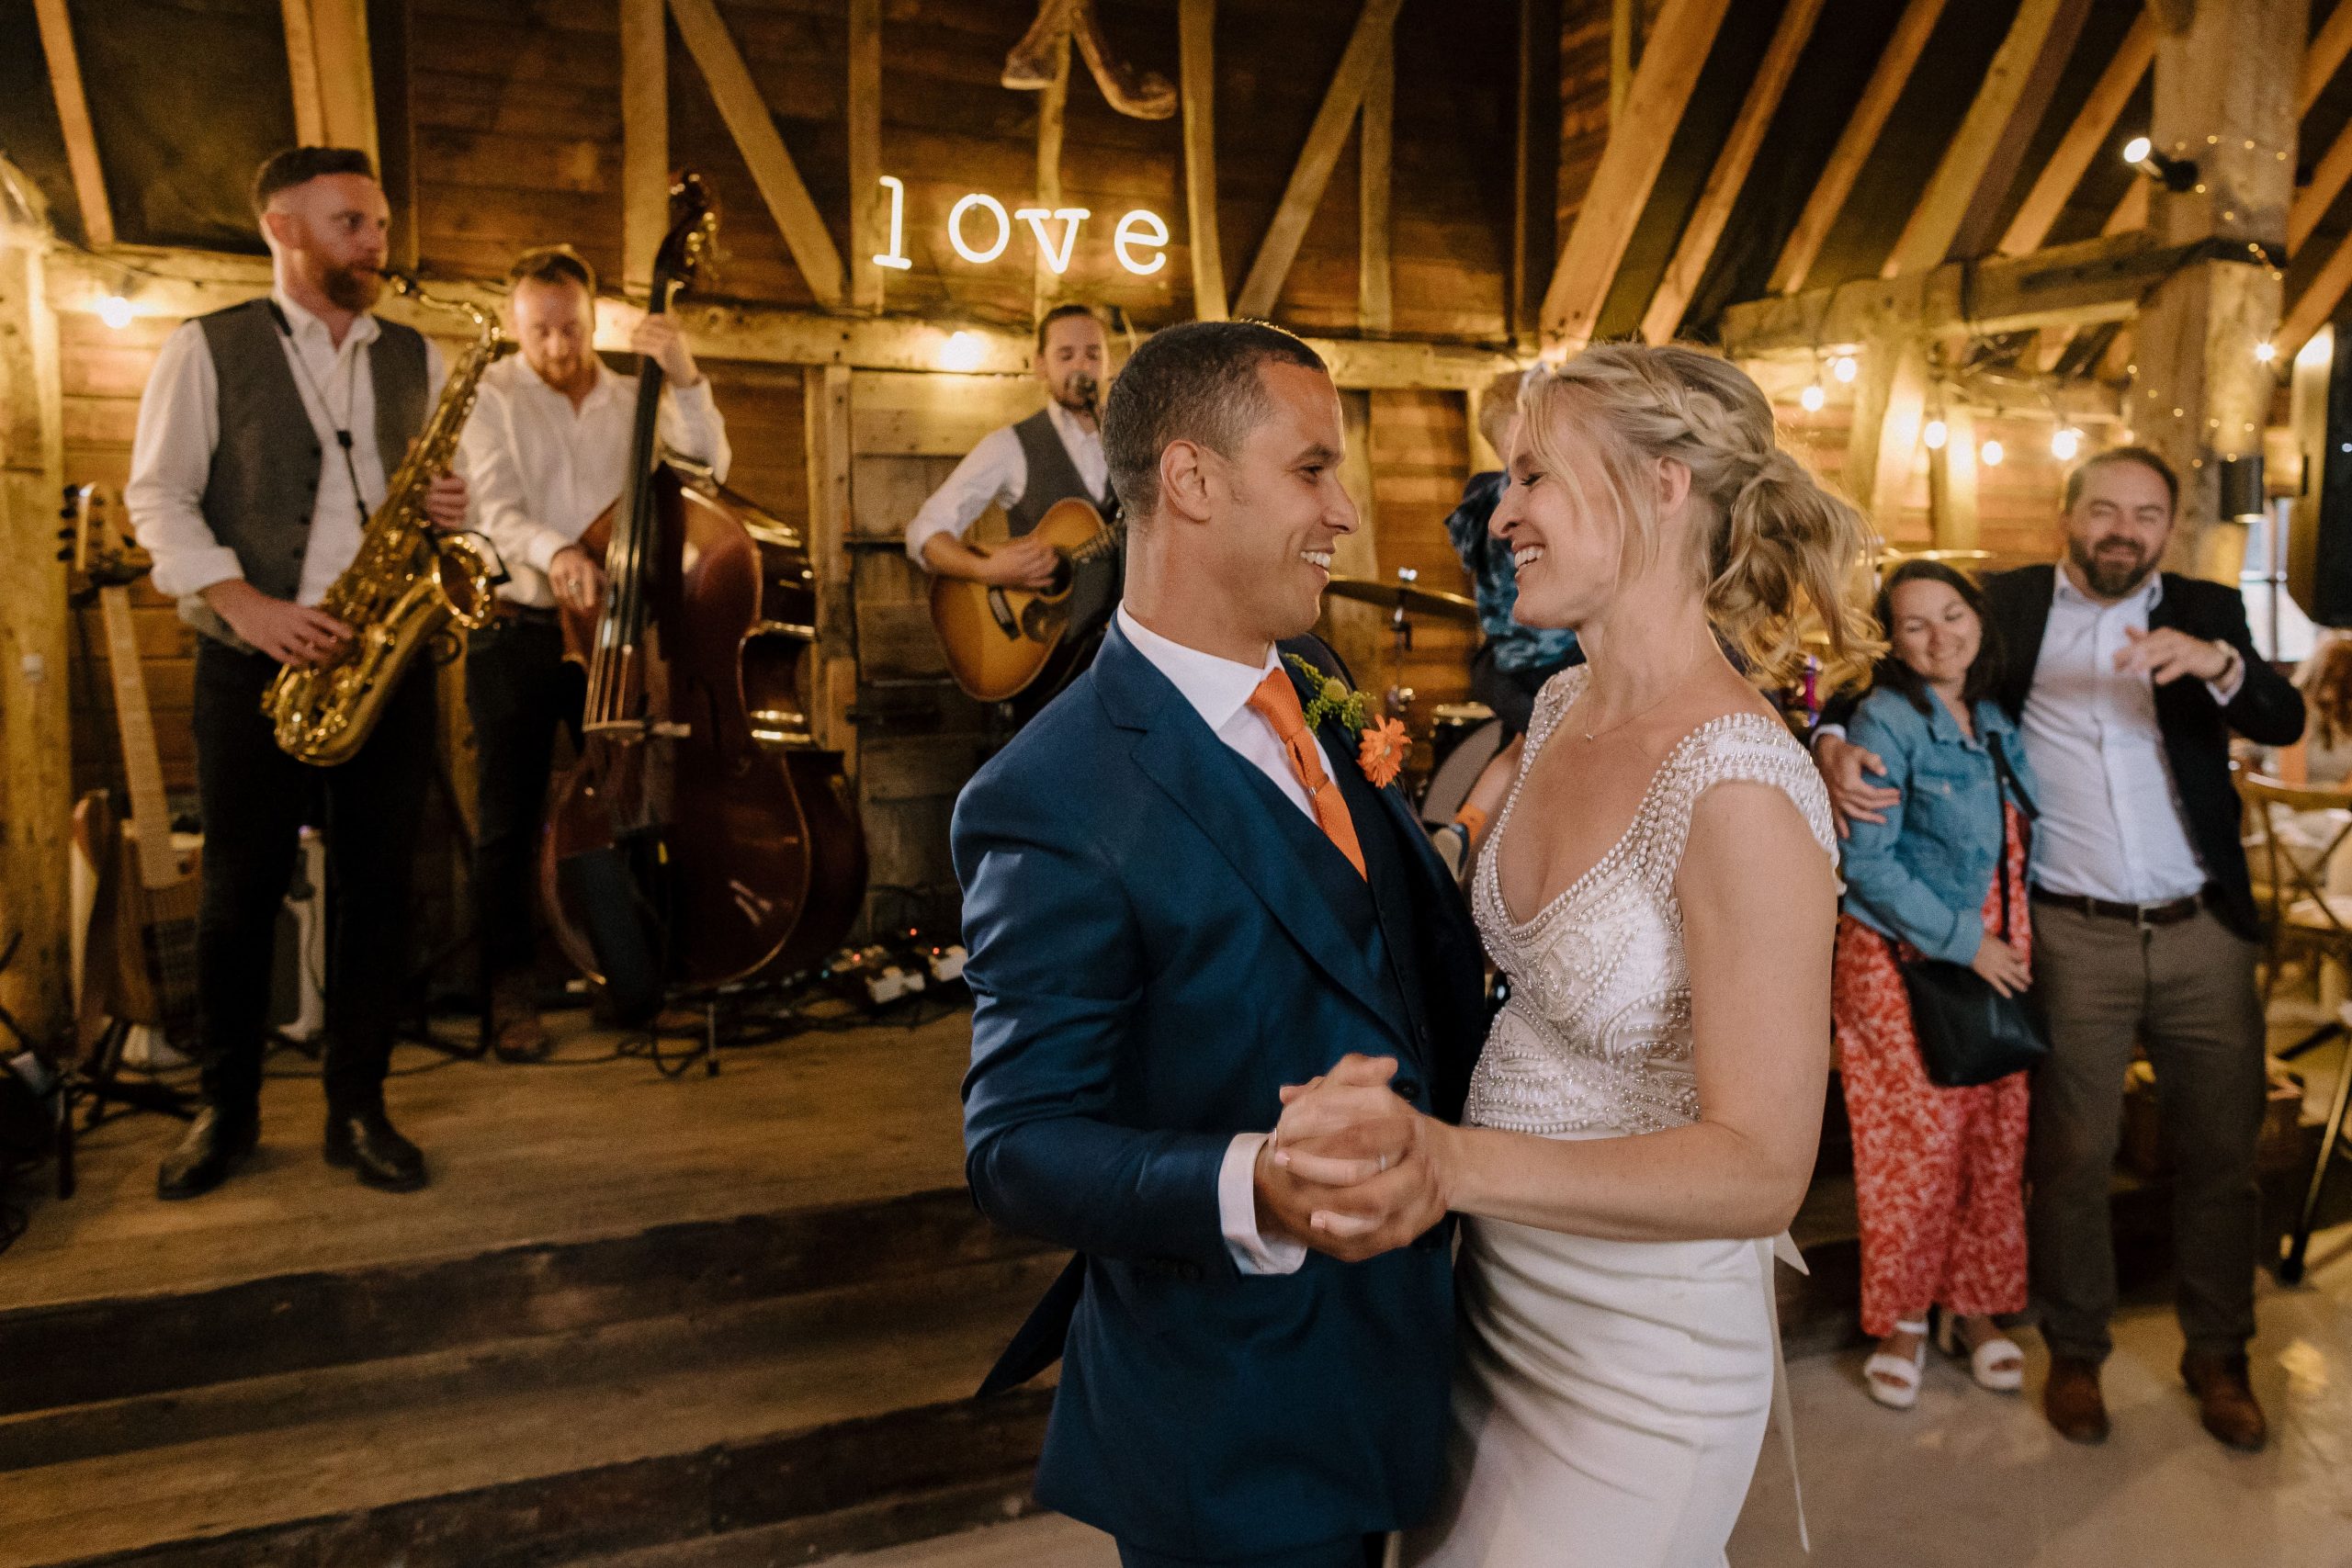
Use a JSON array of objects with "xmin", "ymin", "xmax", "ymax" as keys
[
  {"xmin": 1097, "ymin": 630, "xmax": 1409, "ymax": 1049},
  {"xmin": 1994, "ymin": 564, "xmax": 2054, "ymax": 717}
]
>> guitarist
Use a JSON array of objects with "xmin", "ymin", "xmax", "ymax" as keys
[
  {"xmin": 124, "ymin": 147, "xmax": 468, "ymax": 1200},
  {"xmin": 455, "ymin": 244, "xmax": 730, "ymax": 1062},
  {"xmin": 906, "ymin": 302, "xmax": 1120, "ymax": 722}
]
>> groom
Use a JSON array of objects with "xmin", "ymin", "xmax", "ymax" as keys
[{"xmin": 956, "ymin": 320, "xmax": 1488, "ymax": 1568}]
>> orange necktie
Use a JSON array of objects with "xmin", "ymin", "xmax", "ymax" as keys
[{"xmin": 1247, "ymin": 668, "xmax": 1367, "ymax": 880}]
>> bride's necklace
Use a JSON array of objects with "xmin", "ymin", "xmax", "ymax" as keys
[{"xmin": 1573, "ymin": 647, "xmax": 1707, "ymax": 743}]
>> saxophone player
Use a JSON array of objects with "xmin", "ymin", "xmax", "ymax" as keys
[
  {"xmin": 453, "ymin": 245, "xmax": 730, "ymax": 1061},
  {"xmin": 126, "ymin": 148, "xmax": 469, "ymax": 1200}
]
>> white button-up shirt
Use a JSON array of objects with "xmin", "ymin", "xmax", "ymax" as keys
[
  {"xmin": 902, "ymin": 401, "xmax": 1107, "ymax": 562},
  {"xmin": 458, "ymin": 354, "xmax": 732, "ymax": 607},
  {"xmin": 1118, "ymin": 605, "xmax": 1329, "ymax": 1278},
  {"xmin": 2023, "ymin": 570, "xmax": 2243, "ymax": 904},
  {"xmin": 127, "ymin": 289, "xmax": 449, "ymax": 605}
]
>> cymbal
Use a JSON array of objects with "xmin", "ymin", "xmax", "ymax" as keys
[{"xmin": 1323, "ymin": 577, "xmax": 1480, "ymax": 623}]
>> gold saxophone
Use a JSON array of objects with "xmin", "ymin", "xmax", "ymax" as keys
[{"xmin": 265, "ymin": 272, "xmax": 514, "ymax": 765}]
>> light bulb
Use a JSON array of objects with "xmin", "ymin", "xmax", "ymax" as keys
[
  {"xmin": 1831, "ymin": 355, "xmax": 1858, "ymax": 384},
  {"xmin": 2123, "ymin": 135, "xmax": 2153, "ymax": 165},
  {"xmin": 939, "ymin": 331, "xmax": 986, "ymax": 372},
  {"xmin": 1800, "ymin": 382, "xmax": 1825, "ymax": 412},
  {"xmin": 1981, "ymin": 438, "xmax": 2006, "ymax": 467},
  {"xmin": 2051, "ymin": 426, "xmax": 2082, "ymax": 461},
  {"xmin": 1922, "ymin": 419, "xmax": 1949, "ymax": 451},
  {"xmin": 97, "ymin": 294, "xmax": 133, "ymax": 330},
  {"xmin": 2255, "ymin": 340, "xmax": 2278, "ymax": 364}
]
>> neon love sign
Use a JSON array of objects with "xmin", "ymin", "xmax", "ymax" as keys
[{"xmin": 872, "ymin": 175, "xmax": 1169, "ymax": 277}]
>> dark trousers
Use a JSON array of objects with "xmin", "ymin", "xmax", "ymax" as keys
[
  {"xmin": 2026, "ymin": 900, "xmax": 2268, "ymax": 1361},
  {"xmin": 463, "ymin": 613, "xmax": 582, "ymax": 980},
  {"xmin": 192, "ymin": 637, "xmax": 434, "ymax": 1115},
  {"xmin": 1116, "ymin": 1536, "xmax": 1386, "ymax": 1568}
]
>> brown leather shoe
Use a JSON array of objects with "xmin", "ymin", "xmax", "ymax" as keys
[
  {"xmin": 2181, "ymin": 1352, "xmax": 2267, "ymax": 1451},
  {"xmin": 2043, "ymin": 1355, "xmax": 2110, "ymax": 1444},
  {"xmin": 489, "ymin": 971, "xmax": 551, "ymax": 1063}
]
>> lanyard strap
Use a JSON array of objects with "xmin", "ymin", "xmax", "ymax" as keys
[{"xmin": 266, "ymin": 300, "xmax": 370, "ymax": 530}]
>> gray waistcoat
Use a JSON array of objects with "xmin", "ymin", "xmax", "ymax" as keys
[
  {"xmin": 184, "ymin": 299, "xmax": 429, "ymax": 649},
  {"xmin": 1006, "ymin": 408, "xmax": 1115, "ymax": 535}
]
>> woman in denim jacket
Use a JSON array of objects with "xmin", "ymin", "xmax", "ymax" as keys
[{"xmin": 1833, "ymin": 560, "xmax": 2037, "ymax": 1411}]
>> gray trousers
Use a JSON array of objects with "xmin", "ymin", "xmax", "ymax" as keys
[{"xmin": 2026, "ymin": 901, "xmax": 2267, "ymax": 1362}]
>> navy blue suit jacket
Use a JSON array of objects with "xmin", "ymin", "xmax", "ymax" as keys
[{"xmin": 956, "ymin": 622, "xmax": 1488, "ymax": 1560}]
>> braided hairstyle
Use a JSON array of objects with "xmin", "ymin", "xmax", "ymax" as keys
[{"xmin": 1517, "ymin": 342, "xmax": 1882, "ymax": 689}]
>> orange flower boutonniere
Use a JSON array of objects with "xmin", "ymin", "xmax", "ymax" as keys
[{"xmin": 1357, "ymin": 717, "xmax": 1409, "ymax": 789}]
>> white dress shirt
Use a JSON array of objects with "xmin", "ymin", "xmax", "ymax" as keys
[
  {"xmin": 903, "ymin": 400, "xmax": 1107, "ymax": 562},
  {"xmin": 459, "ymin": 354, "xmax": 732, "ymax": 607},
  {"xmin": 128, "ymin": 289, "xmax": 449, "ymax": 604},
  {"xmin": 1118, "ymin": 605, "xmax": 1331, "ymax": 1278},
  {"xmin": 2022, "ymin": 570, "xmax": 2243, "ymax": 905}
]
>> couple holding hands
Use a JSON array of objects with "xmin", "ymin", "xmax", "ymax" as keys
[{"xmin": 957, "ymin": 321, "xmax": 1873, "ymax": 1568}]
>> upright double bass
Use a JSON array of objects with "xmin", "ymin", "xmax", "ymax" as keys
[{"xmin": 540, "ymin": 175, "xmax": 865, "ymax": 1017}]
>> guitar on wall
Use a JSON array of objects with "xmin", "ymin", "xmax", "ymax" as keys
[
  {"xmin": 64, "ymin": 483, "xmax": 202, "ymax": 1059},
  {"xmin": 929, "ymin": 495, "xmax": 1121, "ymax": 704}
]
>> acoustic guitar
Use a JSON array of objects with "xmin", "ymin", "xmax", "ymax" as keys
[
  {"xmin": 928, "ymin": 497, "xmax": 1120, "ymax": 703},
  {"xmin": 65, "ymin": 484, "xmax": 201, "ymax": 1053}
]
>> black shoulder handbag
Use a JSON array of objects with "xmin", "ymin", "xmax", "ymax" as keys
[{"xmin": 1898, "ymin": 731, "xmax": 2049, "ymax": 1089}]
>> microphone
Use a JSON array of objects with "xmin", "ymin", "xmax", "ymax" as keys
[{"xmin": 1070, "ymin": 372, "xmax": 1099, "ymax": 412}]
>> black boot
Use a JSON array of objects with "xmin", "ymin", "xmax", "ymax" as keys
[
  {"xmin": 323, "ymin": 1101, "xmax": 427, "ymax": 1192},
  {"xmin": 157, "ymin": 1105, "xmax": 259, "ymax": 1200}
]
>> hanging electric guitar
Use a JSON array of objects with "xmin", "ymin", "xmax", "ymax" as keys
[
  {"xmin": 64, "ymin": 483, "xmax": 202, "ymax": 1052},
  {"xmin": 929, "ymin": 496, "xmax": 1121, "ymax": 703}
]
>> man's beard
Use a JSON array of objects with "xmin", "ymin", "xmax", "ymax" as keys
[
  {"xmin": 1054, "ymin": 372, "xmax": 1099, "ymax": 414},
  {"xmin": 2070, "ymin": 534, "xmax": 2154, "ymax": 599},
  {"xmin": 320, "ymin": 262, "xmax": 382, "ymax": 313}
]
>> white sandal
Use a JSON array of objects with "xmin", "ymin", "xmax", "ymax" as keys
[
  {"xmin": 1863, "ymin": 1316, "xmax": 1928, "ymax": 1410},
  {"xmin": 1936, "ymin": 1312, "xmax": 2025, "ymax": 1393}
]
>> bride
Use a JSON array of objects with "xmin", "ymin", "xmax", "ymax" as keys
[{"xmin": 1272, "ymin": 344, "xmax": 1876, "ymax": 1567}]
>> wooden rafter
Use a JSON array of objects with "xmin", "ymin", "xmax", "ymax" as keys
[
  {"xmin": 620, "ymin": 0, "xmax": 667, "ymax": 293},
  {"xmin": 847, "ymin": 0, "xmax": 882, "ymax": 310},
  {"xmin": 1179, "ymin": 0, "xmax": 1227, "ymax": 320},
  {"xmin": 1881, "ymin": 0, "xmax": 2095, "ymax": 278},
  {"xmin": 280, "ymin": 0, "xmax": 379, "ymax": 163},
  {"xmin": 282, "ymin": 0, "xmax": 327, "ymax": 145},
  {"xmin": 1540, "ymin": 0, "xmax": 1732, "ymax": 349},
  {"xmin": 1997, "ymin": 9, "xmax": 2154, "ymax": 256},
  {"xmin": 667, "ymin": 0, "xmax": 846, "ymax": 307},
  {"xmin": 1232, "ymin": 0, "xmax": 1403, "ymax": 321},
  {"xmin": 2291, "ymin": 120, "xmax": 2352, "ymax": 254},
  {"xmin": 1360, "ymin": 25, "xmax": 1393, "ymax": 333},
  {"xmin": 2306, "ymin": 0, "xmax": 2352, "ymax": 112},
  {"xmin": 2283, "ymin": 233, "xmax": 2352, "ymax": 359},
  {"xmin": 1033, "ymin": 33, "xmax": 1072, "ymax": 317},
  {"xmin": 1845, "ymin": 334, "xmax": 1929, "ymax": 519},
  {"xmin": 1637, "ymin": 0, "xmax": 1825, "ymax": 344},
  {"xmin": 31, "ymin": 0, "xmax": 112, "ymax": 248},
  {"xmin": 1769, "ymin": 0, "xmax": 1948, "ymax": 296}
]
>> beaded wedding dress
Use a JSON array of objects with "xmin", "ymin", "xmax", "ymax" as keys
[{"xmin": 1403, "ymin": 668, "xmax": 1836, "ymax": 1568}]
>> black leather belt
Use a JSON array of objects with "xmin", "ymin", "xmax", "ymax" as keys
[{"xmin": 2029, "ymin": 885, "xmax": 2212, "ymax": 927}]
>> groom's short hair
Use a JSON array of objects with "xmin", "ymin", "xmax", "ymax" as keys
[{"xmin": 1102, "ymin": 320, "xmax": 1327, "ymax": 522}]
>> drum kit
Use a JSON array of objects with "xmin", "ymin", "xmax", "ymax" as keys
[{"xmin": 1320, "ymin": 569, "xmax": 1504, "ymax": 827}]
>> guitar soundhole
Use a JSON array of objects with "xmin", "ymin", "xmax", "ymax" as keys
[{"xmin": 1020, "ymin": 598, "xmax": 1067, "ymax": 643}]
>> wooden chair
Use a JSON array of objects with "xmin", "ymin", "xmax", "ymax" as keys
[{"xmin": 2239, "ymin": 773, "xmax": 2352, "ymax": 1283}]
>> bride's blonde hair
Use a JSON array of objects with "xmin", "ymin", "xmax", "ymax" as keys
[{"xmin": 1518, "ymin": 343, "xmax": 1882, "ymax": 690}]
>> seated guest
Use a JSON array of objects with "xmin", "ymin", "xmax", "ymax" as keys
[
  {"xmin": 2295, "ymin": 627, "xmax": 2352, "ymax": 784},
  {"xmin": 1815, "ymin": 447, "xmax": 2303, "ymax": 1450},
  {"xmin": 1833, "ymin": 561, "xmax": 2034, "ymax": 1409}
]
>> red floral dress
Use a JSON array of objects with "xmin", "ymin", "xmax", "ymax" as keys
[{"xmin": 1830, "ymin": 802, "xmax": 2032, "ymax": 1337}]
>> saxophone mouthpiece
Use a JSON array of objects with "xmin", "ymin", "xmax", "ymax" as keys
[{"xmin": 379, "ymin": 269, "xmax": 419, "ymax": 298}]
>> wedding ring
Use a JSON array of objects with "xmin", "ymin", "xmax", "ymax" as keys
[{"xmin": 1376, "ymin": 1154, "xmax": 1389, "ymax": 1174}]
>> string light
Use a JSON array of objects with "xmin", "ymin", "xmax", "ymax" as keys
[
  {"xmin": 1980, "ymin": 438, "xmax": 2006, "ymax": 467},
  {"xmin": 1923, "ymin": 418, "xmax": 1949, "ymax": 451},
  {"xmin": 96, "ymin": 294, "xmax": 133, "ymax": 330},
  {"xmin": 2255, "ymin": 340, "xmax": 2278, "ymax": 365},
  {"xmin": 2051, "ymin": 425, "xmax": 2082, "ymax": 461},
  {"xmin": 1831, "ymin": 355, "xmax": 1858, "ymax": 384},
  {"xmin": 1800, "ymin": 382, "xmax": 1826, "ymax": 412},
  {"xmin": 939, "ymin": 330, "xmax": 987, "ymax": 371}
]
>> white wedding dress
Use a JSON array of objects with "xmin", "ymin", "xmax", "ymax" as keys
[{"xmin": 1403, "ymin": 669, "xmax": 1835, "ymax": 1568}]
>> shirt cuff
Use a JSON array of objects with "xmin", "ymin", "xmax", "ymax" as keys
[
  {"xmin": 2206, "ymin": 643, "xmax": 2246, "ymax": 705},
  {"xmin": 154, "ymin": 547, "xmax": 246, "ymax": 603},
  {"xmin": 1219, "ymin": 1132, "xmax": 1307, "ymax": 1276},
  {"xmin": 525, "ymin": 525, "xmax": 579, "ymax": 577}
]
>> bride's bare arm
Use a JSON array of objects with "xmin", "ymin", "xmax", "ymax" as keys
[{"xmin": 1277, "ymin": 781, "xmax": 1835, "ymax": 1245}]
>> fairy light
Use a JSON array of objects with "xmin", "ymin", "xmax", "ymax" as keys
[
  {"xmin": 1922, "ymin": 418, "xmax": 1949, "ymax": 451},
  {"xmin": 1980, "ymin": 438, "xmax": 2006, "ymax": 467},
  {"xmin": 1831, "ymin": 355, "xmax": 1858, "ymax": 384},
  {"xmin": 2051, "ymin": 425, "xmax": 2082, "ymax": 461},
  {"xmin": 96, "ymin": 294, "xmax": 133, "ymax": 330},
  {"xmin": 2255, "ymin": 340, "xmax": 2278, "ymax": 365},
  {"xmin": 938, "ymin": 330, "xmax": 987, "ymax": 371},
  {"xmin": 1800, "ymin": 382, "xmax": 1826, "ymax": 412}
]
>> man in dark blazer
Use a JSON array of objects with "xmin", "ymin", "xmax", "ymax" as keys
[
  {"xmin": 1817, "ymin": 446, "xmax": 2303, "ymax": 1454},
  {"xmin": 956, "ymin": 321, "xmax": 1487, "ymax": 1567}
]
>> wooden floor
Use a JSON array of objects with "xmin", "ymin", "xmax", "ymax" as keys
[{"xmin": 3, "ymin": 1002, "xmax": 977, "ymax": 1309}]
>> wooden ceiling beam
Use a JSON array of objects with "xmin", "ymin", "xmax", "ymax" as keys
[
  {"xmin": 1359, "ymin": 24, "xmax": 1394, "ymax": 334},
  {"xmin": 2290, "ymin": 118, "xmax": 2352, "ymax": 254},
  {"xmin": 846, "ymin": 0, "xmax": 882, "ymax": 311},
  {"xmin": 1637, "ymin": 0, "xmax": 1826, "ymax": 344},
  {"xmin": 1539, "ymin": 0, "xmax": 1733, "ymax": 350},
  {"xmin": 280, "ymin": 0, "xmax": 379, "ymax": 164},
  {"xmin": 1998, "ymin": 10, "xmax": 2154, "ymax": 256},
  {"xmin": 1882, "ymin": 0, "xmax": 2097, "ymax": 278},
  {"xmin": 667, "ymin": 0, "xmax": 846, "ymax": 307},
  {"xmin": 40, "ymin": 246, "xmax": 1520, "ymax": 389},
  {"xmin": 2303, "ymin": 0, "xmax": 2352, "ymax": 113},
  {"xmin": 2144, "ymin": 0, "xmax": 2194, "ymax": 33},
  {"xmin": 1768, "ymin": 0, "xmax": 1948, "ymax": 296},
  {"xmin": 620, "ymin": 0, "xmax": 667, "ymax": 294},
  {"xmin": 30, "ymin": 0, "xmax": 112, "ymax": 248},
  {"xmin": 2282, "ymin": 231, "xmax": 2352, "ymax": 359},
  {"xmin": 1179, "ymin": 0, "xmax": 1227, "ymax": 321},
  {"xmin": 1232, "ymin": 0, "xmax": 1403, "ymax": 321}
]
